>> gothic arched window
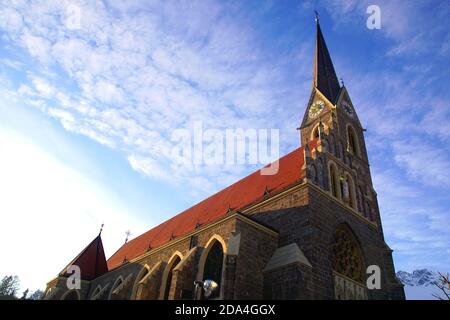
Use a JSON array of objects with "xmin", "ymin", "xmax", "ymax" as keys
[
  {"xmin": 332, "ymin": 225, "xmax": 364, "ymax": 283},
  {"xmin": 347, "ymin": 126, "xmax": 360, "ymax": 156},
  {"xmin": 163, "ymin": 256, "xmax": 181, "ymax": 300},
  {"xmin": 203, "ymin": 241, "xmax": 224, "ymax": 298}
]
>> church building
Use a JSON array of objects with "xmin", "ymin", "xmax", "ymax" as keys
[{"xmin": 43, "ymin": 18, "xmax": 405, "ymax": 300}]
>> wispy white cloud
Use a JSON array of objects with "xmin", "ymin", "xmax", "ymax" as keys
[
  {"xmin": 20, "ymin": 30, "xmax": 52, "ymax": 63},
  {"xmin": 419, "ymin": 98, "xmax": 450, "ymax": 142},
  {"xmin": 0, "ymin": 6, "xmax": 23, "ymax": 33},
  {"xmin": 393, "ymin": 141, "xmax": 450, "ymax": 189},
  {"xmin": 0, "ymin": 0, "xmax": 310, "ymax": 193},
  {"xmin": 30, "ymin": 75, "xmax": 55, "ymax": 98}
]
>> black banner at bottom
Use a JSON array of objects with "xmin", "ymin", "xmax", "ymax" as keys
[{"xmin": 0, "ymin": 300, "xmax": 445, "ymax": 319}]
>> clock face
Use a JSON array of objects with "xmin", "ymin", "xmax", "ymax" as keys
[
  {"xmin": 342, "ymin": 101, "xmax": 354, "ymax": 117},
  {"xmin": 309, "ymin": 100, "xmax": 325, "ymax": 119}
]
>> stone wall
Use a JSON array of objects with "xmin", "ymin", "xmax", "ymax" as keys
[
  {"xmin": 263, "ymin": 264, "xmax": 313, "ymax": 299},
  {"xmin": 232, "ymin": 219, "xmax": 278, "ymax": 299}
]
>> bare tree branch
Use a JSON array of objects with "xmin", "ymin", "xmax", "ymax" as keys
[{"xmin": 433, "ymin": 272, "xmax": 450, "ymax": 300}]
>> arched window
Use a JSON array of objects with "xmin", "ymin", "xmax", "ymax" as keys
[
  {"xmin": 347, "ymin": 126, "xmax": 360, "ymax": 156},
  {"xmin": 197, "ymin": 236, "xmax": 227, "ymax": 300},
  {"xmin": 329, "ymin": 163, "xmax": 340, "ymax": 199},
  {"xmin": 203, "ymin": 241, "xmax": 225, "ymax": 296},
  {"xmin": 163, "ymin": 256, "xmax": 181, "ymax": 300},
  {"xmin": 61, "ymin": 289, "xmax": 80, "ymax": 300},
  {"xmin": 332, "ymin": 225, "xmax": 364, "ymax": 283}
]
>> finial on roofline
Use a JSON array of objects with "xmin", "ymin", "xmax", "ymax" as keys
[
  {"xmin": 99, "ymin": 223, "xmax": 104, "ymax": 236},
  {"xmin": 264, "ymin": 186, "xmax": 270, "ymax": 197},
  {"xmin": 124, "ymin": 230, "xmax": 131, "ymax": 243}
]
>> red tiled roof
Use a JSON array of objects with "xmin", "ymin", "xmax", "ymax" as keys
[
  {"xmin": 107, "ymin": 142, "xmax": 318, "ymax": 270},
  {"xmin": 60, "ymin": 234, "xmax": 108, "ymax": 280}
]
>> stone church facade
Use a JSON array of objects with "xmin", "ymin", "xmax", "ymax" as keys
[{"xmin": 43, "ymin": 19, "xmax": 405, "ymax": 300}]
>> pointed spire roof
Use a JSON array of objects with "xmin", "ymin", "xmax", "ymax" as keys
[
  {"xmin": 312, "ymin": 15, "xmax": 341, "ymax": 103},
  {"xmin": 59, "ymin": 234, "xmax": 108, "ymax": 281}
]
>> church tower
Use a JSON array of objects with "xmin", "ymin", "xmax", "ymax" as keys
[
  {"xmin": 290, "ymin": 15, "xmax": 405, "ymax": 299},
  {"xmin": 300, "ymin": 16, "xmax": 379, "ymax": 226}
]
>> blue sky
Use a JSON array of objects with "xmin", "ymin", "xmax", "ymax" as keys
[{"xmin": 0, "ymin": 0, "xmax": 449, "ymax": 293}]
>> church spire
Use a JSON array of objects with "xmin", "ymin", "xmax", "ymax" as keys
[{"xmin": 312, "ymin": 13, "xmax": 341, "ymax": 103}]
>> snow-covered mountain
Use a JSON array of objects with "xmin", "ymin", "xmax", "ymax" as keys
[
  {"xmin": 396, "ymin": 269, "xmax": 442, "ymax": 300},
  {"xmin": 397, "ymin": 269, "xmax": 440, "ymax": 286}
]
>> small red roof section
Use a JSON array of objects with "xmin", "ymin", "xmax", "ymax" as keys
[
  {"xmin": 107, "ymin": 142, "xmax": 318, "ymax": 270},
  {"xmin": 60, "ymin": 234, "xmax": 108, "ymax": 281}
]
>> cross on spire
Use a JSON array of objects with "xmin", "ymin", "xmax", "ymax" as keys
[{"xmin": 314, "ymin": 10, "xmax": 320, "ymax": 24}]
